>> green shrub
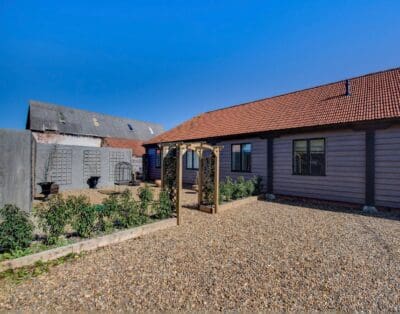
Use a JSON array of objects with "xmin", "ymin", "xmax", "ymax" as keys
[
  {"xmin": 34, "ymin": 195, "xmax": 72, "ymax": 245},
  {"xmin": 0, "ymin": 205, "xmax": 33, "ymax": 252},
  {"xmin": 232, "ymin": 176, "xmax": 247, "ymax": 199},
  {"xmin": 98, "ymin": 196, "xmax": 119, "ymax": 232},
  {"xmin": 138, "ymin": 184, "xmax": 154, "ymax": 214},
  {"xmin": 220, "ymin": 177, "xmax": 234, "ymax": 202},
  {"xmin": 245, "ymin": 178, "xmax": 256, "ymax": 196},
  {"xmin": 116, "ymin": 190, "xmax": 147, "ymax": 228},
  {"xmin": 154, "ymin": 190, "xmax": 172, "ymax": 219},
  {"xmin": 226, "ymin": 177, "xmax": 235, "ymax": 201},
  {"xmin": 219, "ymin": 183, "xmax": 226, "ymax": 204},
  {"xmin": 67, "ymin": 196, "xmax": 97, "ymax": 238}
]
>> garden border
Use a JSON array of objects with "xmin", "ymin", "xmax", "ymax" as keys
[
  {"xmin": 199, "ymin": 195, "xmax": 261, "ymax": 213},
  {"xmin": 0, "ymin": 218, "xmax": 176, "ymax": 272}
]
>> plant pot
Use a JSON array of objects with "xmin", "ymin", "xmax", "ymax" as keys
[
  {"xmin": 155, "ymin": 179, "xmax": 162, "ymax": 188},
  {"xmin": 87, "ymin": 176, "xmax": 101, "ymax": 189},
  {"xmin": 38, "ymin": 181, "xmax": 56, "ymax": 198}
]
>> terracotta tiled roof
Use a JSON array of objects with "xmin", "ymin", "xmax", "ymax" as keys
[
  {"xmin": 145, "ymin": 67, "xmax": 400, "ymax": 145},
  {"xmin": 103, "ymin": 138, "xmax": 145, "ymax": 157}
]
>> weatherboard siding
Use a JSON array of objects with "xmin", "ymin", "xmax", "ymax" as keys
[
  {"xmin": 216, "ymin": 138, "xmax": 267, "ymax": 189},
  {"xmin": 273, "ymin": 130, "xmax": 366, "ymax": 204},
  {"xmin": 182, "ymin": 151, "xmax": 198, "ymax": 185},
  {"xmin": 375, "ymin": 125, "xmax": 400, "ymax": 208},
  {"xmin": 147, "ymin": 148, "xmax": 160, "ymax": 180}
]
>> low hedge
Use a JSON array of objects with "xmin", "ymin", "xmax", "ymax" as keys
[
  {"xmin": 1, "ymin": 186, "xmax": 174, "ymax": 258},
  {"xmin": 219, "ymin": 176, "xmax": 262, "ymax": 204}
]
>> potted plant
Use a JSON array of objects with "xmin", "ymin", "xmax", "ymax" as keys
[{"xmin": 87, "ymin": 176, "xmax": 101, "ymax": 189}]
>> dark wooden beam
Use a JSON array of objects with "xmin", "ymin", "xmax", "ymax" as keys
[
  {"xmin": 365, "ymin": 130, "xmax": 375, "ymax": 206},
  {"xmin": 267, "ymin": 137, "xmax": 274, "ymax": 194}
]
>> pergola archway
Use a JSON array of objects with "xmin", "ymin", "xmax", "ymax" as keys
[{"xmin": 159, "ymin": 142, "xmax": 222, "ymax": 225}]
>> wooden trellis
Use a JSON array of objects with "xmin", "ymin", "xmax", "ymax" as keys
[{"xmin": 160, "ymin": 142, "xmax": 221, "ymax": 225}]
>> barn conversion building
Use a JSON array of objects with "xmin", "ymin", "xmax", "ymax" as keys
[
  {"xmin": 27, "ymin": 100, "xmax": 163, "ymax": 165},
  {"xmin": 0, "ymin": 100, "xmax": 163, "ymax": 211},
  {"xmin": 144, "ymin": 67, "xmax": 400, "ymax": 210}
]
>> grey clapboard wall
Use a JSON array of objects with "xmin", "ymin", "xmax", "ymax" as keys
[
  {"xmin": 273, "ymin": 129, "xmax": 366, "ymax": 204},
  {"xmin": 375, "ymin": 125, "xmax": 400, "ymax": 208},
  {"xmin": 216, "ymin": 138, "xmax": 267, "ymax": 188},
  {"xmin": 147, "ymin": 148, "xmax": 161, "ymax": 180},
  {"xmin": 147, "ymin": 148, "xmax": 200, "ymax": 184}
]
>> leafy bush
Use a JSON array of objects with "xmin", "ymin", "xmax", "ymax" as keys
[
  {"xmin": 245, "ymin": 178, "xmax": 256, "ymax": 196},
  {"xmin": 219, "ymin": 176, "xmax": 261, "ymax": 203},
  {"xmin": 138, "ymin": 184, "xmax": 154, "ymax": 214},
  {"xmin": 154, "ymin": 190, "xmax": 173, "ymax": 219},
  {"xmin": 98, "ymin": 196, "xmax": 119, "ymax": 232},
  {"xmin": 220, "ymin": 177, "xmax": 234, "ymax": 203},
  {"xmin": 232, "ymin": 176, "xmax": 248, "ymax": 199},
  {"xmin": 67, "ymin": 196, "xmax": 97, "ymax": 238},
  {"xmin": 34, "ymin": 195, "xmax": 72, "ymax": 245},
  {"xmin": 0, "ymin": 204, "xmax": 33, "ymax": 252},
  {"xmin": 116, "ymin": 190, "xmax": 147, "ymax": 228},
  {"xmin": 219, "ymin": 183, "xmax": 227, "ymax": 204}
]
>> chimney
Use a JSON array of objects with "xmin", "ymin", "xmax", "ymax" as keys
[{"xmin": 345, "ymin": 79, "xmax": 351, "ymax": 96}]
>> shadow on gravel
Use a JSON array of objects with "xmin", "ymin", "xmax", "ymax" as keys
[{"xmin": 269, "ymin": 196, "xmax": 400, "ymax": 222}]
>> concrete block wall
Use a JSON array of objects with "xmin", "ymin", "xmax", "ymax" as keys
[
  {"xmin": 35, "ymin": 143, "xmax": 132, "ymax": 193},
  {"xmin": 0, "ymin": 129, "xmax": 33, "ymax": 211}
]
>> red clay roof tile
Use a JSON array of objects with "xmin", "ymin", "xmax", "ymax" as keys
[
  {"xmin": 145, "ymin": 67, "xmax": 400, "ymax": 145},
  {"xmin": 103, "ymin": 138, "xmax": 145, "ymax": 156}
]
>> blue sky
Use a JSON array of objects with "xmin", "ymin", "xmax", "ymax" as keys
[{"xmin": 0, "ymin": 1, "xmax": 399, "ymax": 131}]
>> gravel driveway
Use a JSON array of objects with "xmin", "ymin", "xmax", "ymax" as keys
[{"xmin": 1, "ymin": 196, "xmax": 399, "ymax": 311}]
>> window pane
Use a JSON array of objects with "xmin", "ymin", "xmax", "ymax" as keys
[
  {"xmin": 294, "ymin": 140, "xmax": 307, "ymax": 152},
  {"xmin": 241, "ymin": 144, "xmax": 252, "ymax": 172},
  {"xmin": 193, "ymin": 151, "xmax": 199, "ymax": 169},
  {"xmin": 293, "ymin": 140, "xmax": 308, "ymax": 175},
  {"xmin": 310, "ymin": 139, "xmax": 324, "ymax": 152},
  {"xmin": 186, "ymin": 150, "xmax": 193, "ymax": 169},
  {"xmin": 310, "ymin": 139, "xmax": 325, "ymax": 175},
  {"xmin": 232, "ymin": 145, "xmax": 241, "ymax": 171}
]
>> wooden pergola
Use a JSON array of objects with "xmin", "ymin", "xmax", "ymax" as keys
[{"xmin": 159, "ymin": 142, "xmax": 222, "ymax": 225}]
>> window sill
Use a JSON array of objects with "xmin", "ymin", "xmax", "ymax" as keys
[
  {"xmin": 231, "ymin": 170, "xmax": 252, "ymax": 173},
  {"xmin": 291, "ymin": 173, "xmax": 326, "ymax": 177}
]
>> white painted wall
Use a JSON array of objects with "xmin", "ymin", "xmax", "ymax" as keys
[{"xmin": 32, "ymin": 132, "xmax": 101, "ymax": 147}]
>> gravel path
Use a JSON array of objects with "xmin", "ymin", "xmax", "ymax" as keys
[{"xmin": 1, "ymin": 197, "xmax": 400, "ymax": 311}]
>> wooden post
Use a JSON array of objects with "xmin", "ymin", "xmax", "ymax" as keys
[
  {"xmin": 197, "ymin": 148, "xmax": 203, "ymax": 208},
  {"xmin": 160, "ymin": 145, "xmax": 164, "ymax": 189},
  {"xmin": 214, "ymin": 148, "xmax": 220, "ymax": 214},
  {"xmin": 365, "ymin": 130, "xmax": 376, "ymax": 207},
  {"xmin": 176, "ymin": 145, "xmax": 183, "ymax": 225}
]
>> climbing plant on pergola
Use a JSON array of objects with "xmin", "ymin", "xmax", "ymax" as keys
[{"xmin": 159, "ymin": 142, "xmax": 222, "ymax": 225}]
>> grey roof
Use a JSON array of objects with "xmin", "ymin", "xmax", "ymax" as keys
[{"xmin": 26, "ymin": 100, "xmax": 164, "ymax": 141}]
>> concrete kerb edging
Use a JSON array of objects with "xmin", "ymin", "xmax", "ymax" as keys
[{"xmin": 0, "ymin": 218, "xmax": 177, "ymax": 273}]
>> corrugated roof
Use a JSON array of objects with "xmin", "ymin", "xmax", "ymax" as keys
[
  {"xmin": 145, "ymin": 67, "xmax": 400, "ymax": 145},
  {"xmin": 27, "ymin": 100, "xmax": 164, "ymax": 141}
]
